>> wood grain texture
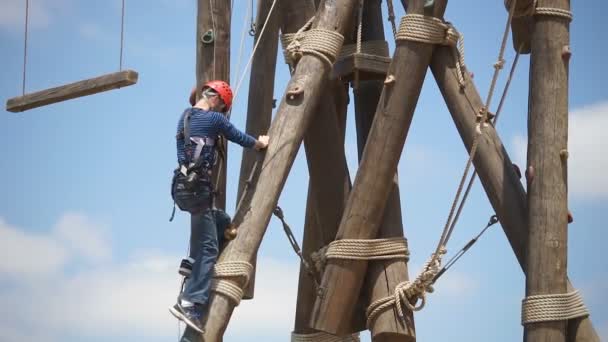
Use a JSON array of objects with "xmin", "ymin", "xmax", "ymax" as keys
[
  {"xmin": 6, "ymin": 70, "xmax": 137, "ymax": 113},
  {"xmin": 525, "ymin": 0, "xmax": 570, "ymax": 340},
  {"xmin": 354, "ymin": 0, "xmax": 414, "ymax": 340},
  {"xmin": 431, "ymin": 41, "xmax": 599, "ymax": 342},
  {"xmin": 199, "ymin": 0, "xmax": 359, "ymax": 339},
  {"xmin": 310, "ymin": 0, "xmax": 446, "ymax": 335},
  {"xmin": 197, "ymin": 0, "xmax": 231, "ymax": 210}
]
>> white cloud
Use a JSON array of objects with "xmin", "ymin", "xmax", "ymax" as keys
[
  {"xmin": 0, "ymin": 214, "xmax": 301, "ymax": 340},
  {"xmin": 512, "ymin": 101, "xmax": 608, "ymax": 199},
  {"xmin": 53, "ymin": 212, "xmax": 111, "ymax": 263},
  {"xmin": 0, "ymin": 218, "xmax": 68, "ymax": 277}
]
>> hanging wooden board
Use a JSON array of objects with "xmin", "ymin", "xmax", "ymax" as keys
[
  {"xmin": 332, "ymin": 53, "xmax": 391, "ymax": 82},
  {"xmin": 5, "ymin": 70, "xmax": 138, "ymax": 113}
]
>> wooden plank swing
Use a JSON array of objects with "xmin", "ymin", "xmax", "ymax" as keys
[
  {"xmin": 6, "ymin": 70, "xmax": 138, "ymax": 113},
  {"xmin": 5, "ymin": 0, "xmax": 137, "ymax": 113}
]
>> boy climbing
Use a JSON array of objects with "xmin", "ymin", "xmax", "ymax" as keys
[{"xmin": 170, "ymin": 80, "xmax": 269, "ymax": 333}]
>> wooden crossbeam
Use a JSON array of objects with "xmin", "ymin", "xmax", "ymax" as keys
[{"xmin": 5, "ymin": 70, "xmax": 138, "ymax": 113}]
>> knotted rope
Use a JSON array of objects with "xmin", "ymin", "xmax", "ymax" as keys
[
  {"xmin": 291, "ymin": 331, "xmax": 360, "ymax": 342},
  {"xmin": 281, "ymin": 16, "xmax": 344, "ymax": 70},
  {"xmin": 396, "ymin": 14, "xmax": 467, "ymax": 87},
  {"xmin": 504, "ymin": 0, "xmax": 573, "ymax": 21},
  {"xmin": 311, "ymin": 238, "xmax": 409, "ymax": 274},
  {"xmin": 365, "ymin": 247, "xmax": 446, "ymax": 328},
  {"xmin": 522, "ymin": 290, "xmax": 589, "ymax": 324},
  {"xmin": 210, "ymin": 261, "xmax": 254, "ymax": 306}
]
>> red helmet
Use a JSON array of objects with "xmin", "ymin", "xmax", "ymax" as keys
[{"xmin": 203, "ymin": 80, "xmax": 233, "ymax": 111}]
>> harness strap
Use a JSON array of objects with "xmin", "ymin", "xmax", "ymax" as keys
[{"xmin": 191, "ymin": 136, "xmax": 216, "ymax": 163}]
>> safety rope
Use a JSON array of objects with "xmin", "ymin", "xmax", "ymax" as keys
[
  {"xmin": 231, "ymin": 0, "xmax": 279, "ymax": 112},
  {"xmin": 291, "ymin": 331, "xmax": 361, "ymax": 342},
  {"xmin": 522, "ymin": 290, "xmax": 589, "ymax": 324},
  {"xmin": 22, "ymin": 0, "xmax": 29, "ymax": 95},
  {"xmin": 366, "ymin": 247, "xmax": 446, "ymax": 328},
  {"xmin": 396, "ymin": 14, "xmax": 467, "ymax": 87},
  {"xmin": 283, "ymin": 16, "xmax": 345, "ymax": 70},
  {"xmin": 233, "ymin": 0, "xmax": 252, "ymax": 89},
  {"xmin": 119, "ymin": 0, "xmax": 125, "ymax": 71},
  {"xmin": 210, "ymin": 261, "xmax": 254, "ymax": 306}
]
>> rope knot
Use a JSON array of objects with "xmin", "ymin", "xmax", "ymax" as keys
[{"xmin": 211, "ymin": 261, "xmax": 254, "ymax": 306}]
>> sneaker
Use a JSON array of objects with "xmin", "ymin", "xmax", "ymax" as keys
[{"xmin": 169, "ymin": 303, "xmax": 205, "ymax": 334}]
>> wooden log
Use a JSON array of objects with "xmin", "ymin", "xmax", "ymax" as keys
[
  {"xmin": 197, "ymin": 0, "xmax": 231, "ymax": 210},
  {"xmin": 280, "ymin": 0, "xmax": 362, "ymax": 335},
  {"xmin": 430, "ymin": 44, "xmax": 600, "ymax": 342},
  {"xmin": 353, "ymin": 0, "xmax": 414, "ymax": 340},
  {"xmin": 5, "ymin": 70, "xmax": 138, "ymax": 113},
  {"xmin": 310, "ymin": 0, "xmax": 447, "ymax": 335},
  {"xmin": 200, "ymin": 1, "xmax": 359, "ymax": 339},
  {"xmin": 525, "ymin": 0, "xmax": 571, "ymax": 340},
  {"xmin": 504, "ymin": 0, "xmax": 535, "ymax": 54},
  {"xmin": 235, "ymin": 0, "xmax": 281, "ymax": 301}
]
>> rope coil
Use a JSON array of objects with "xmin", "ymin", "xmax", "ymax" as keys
[
  {"xmin": 282, "ymin": 16, "xmax": 344, "ymax": 70},
  {"xmin": 210, "ymin": 261, "xmax": 254, "ymax": 306},
  {"xmin": 365, "ymin": 248, "xmax": 446, "ymax": 328},
  {"xmin": 522, "ymin": 290, "xmax": 589, "ymax": 324},
  {"xmin": 504, "ymin": 0, "xmax": 573, "ymax": 21},
  {"xmin": 291, "ymin": 332, "xmax": 360, "ymax": 342},
  {"xmin": 396, "ymin": 14, "xmax": 459, "ymax": 47}
]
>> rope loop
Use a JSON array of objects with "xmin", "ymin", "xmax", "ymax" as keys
[
  {"xmin": 365, "ymin": 247, "xmax": 446, "ymax": 328},
  {"xmin": 522, "ymin": 290, "xmax": 589, "ymax": 324}
]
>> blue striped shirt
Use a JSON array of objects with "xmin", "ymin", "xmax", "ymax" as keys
[{"xmin": 176, "ymin": 108, "xmax": 256, "ymax": 165}]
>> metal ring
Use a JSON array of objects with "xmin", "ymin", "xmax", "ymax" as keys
[{"xmin": 202, "ymin": 29, "xmax": 215, "ymax": 44}]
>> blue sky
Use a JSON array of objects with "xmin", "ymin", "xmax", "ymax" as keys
[{"xmin": 0, "ymin": 0, "xmax": 606, "ymax": 341}]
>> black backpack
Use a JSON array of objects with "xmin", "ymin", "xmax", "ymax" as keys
[{"xmin": 170, "ymin": 109, "xmax": 213, "ymax": 220}]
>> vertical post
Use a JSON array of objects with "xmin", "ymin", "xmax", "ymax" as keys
[
  {"xmin": 525, "ymin": 0, "xmax": 571, "ymax": 340},
  {"xmin": 201, "ymin": 0, "xmax": 359, "ymax": 339},
  {"xmin": 431, "ymin": 40, "xmax": 599, "ymax": 341},
  {"xmin": 311, "ymin": 0, "xmax": 447, "ymax": 335},
  {"xmin": 234, "ymin": 0, "xmax": 282, "ymax": 301},
  {"xmin": 353, "ymin": 0, "xmax": 414, "ymax": 340},
  {"xmin": 197, "ymin": 0, "xmax": 231, "ymax": 210}
]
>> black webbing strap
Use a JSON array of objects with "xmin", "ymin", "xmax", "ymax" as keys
[{"xmin": 182, "ymin": 109, "xmax": 193, "ymax": 164}]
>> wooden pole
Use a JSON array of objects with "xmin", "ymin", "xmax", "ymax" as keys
[
  {"xmin": 311, "ymin": 0, "xmax": 447, "ymax": 335},
  {"xmin": 234, "ymin": 0, "xmax": 282, "ymax": 301},
  {"xmin": 525, "ymin": 1, "xmax": 571, "ymax": 340},
  {"xmin": 196, "ymin": 0, "xmax": 231, "ymax": 210},
  {"xmin": 200, "ymin": 1, "xmax": 359, "ymax": 339},
  {"xmin": 430, "ymin": 44, "xmax": 600, "ymax": 342},
  {"xmin": 353, "ymin": 0, "xmax": 414, "ymax": 340},
  {"xmin": 278, "ymin": 0, "xmax": 362, "ymax": 335}
]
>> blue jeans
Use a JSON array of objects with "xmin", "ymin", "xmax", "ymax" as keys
[{"xmin": 181, "ymin": 203, "xmax": 232, "ymax": 306}]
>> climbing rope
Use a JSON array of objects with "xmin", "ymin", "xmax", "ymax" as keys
[
  {"xmin": 522, "ymin": 290, "xmax": 589, "ymax": 324},
  {"xmin": 283, "ymin": 16, "xmax": 345, "ymax": 70},
  {"xmin": 291, "ymin": 331, "xmax": 360, "ymax": 342},
  {"xmin": 231, "ymin": 0, "xmax": 279, "ymax": 114},
  {"xmin": 119, "ymin": 0, "xmax": 126, "ymax": 70},
  {"xmin": 396, "ymin": 14, "xmax": 467, "ymax": 87},
  {"xmin": 233, "ymin": 0, "xmax": 253, "ymax": 90},
  {"xmin": 22, "ymin": 0, "xmax": 29, "ymax": 95},
  {"xmin": 210, "ymin": 261, "xmax": 254, "ymax": 305},
  {"xmin": 353, "ymin": 0, "xmax": 364, "ymax": 88}
]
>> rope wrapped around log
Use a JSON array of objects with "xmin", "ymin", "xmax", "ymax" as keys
[
  {"xmin": 280, "ymin": 16, "xmax": 344, "ymax": 70},
  {"xmin": 291, "ymin": 331, "xmax": 360, "ymax": 342},
  {"xmin": 396, "ymin": 14, "xmax": 467, "ymax": 87},
  {"xmin": 521, "ymin": 290, "xmax": 589, "ymax": 325},
  {"xmin": 310, "ymin": 237, "xmax": 409, "ymax": 274},
  {"xmin": 365, "ymin": 247, "xmax": 447, "ymax": 328},
  {"xmin": 504, "ymin": 0, "xmax": 573, "ymax": 21},
  {"xmin": 210, "ymin": 261, "xmax": 254, "ymax": 306}
]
